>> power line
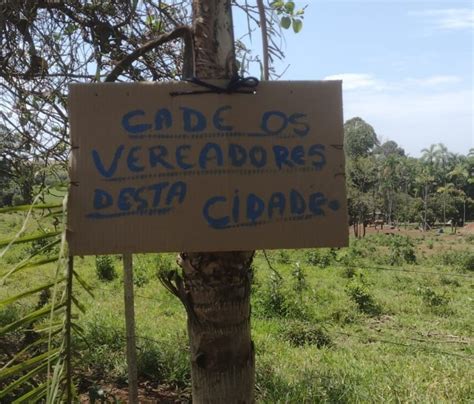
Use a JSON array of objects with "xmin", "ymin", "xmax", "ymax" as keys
[
  {"xmin": 334, "ymin": 264, "xmax": 474, "ymax": 279},
  {"xmin": 332, "ymin": 330, "xmax": 473, "ymax": 360}
]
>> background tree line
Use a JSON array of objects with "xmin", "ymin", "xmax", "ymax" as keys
[
  {"xmin": 345, "ymin": 117, "xmax": 474, "ymax": 236},
  {"xmin": 2, "ymin": 115, "xmax": 473, "ymax": 232},
  {"xmin": 0, "ymin": 0, "xmax": 471, "ymax": 229}
]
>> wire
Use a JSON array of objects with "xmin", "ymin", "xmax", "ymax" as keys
[
  {"xmin": 332, "ymin": 264, "xmax": 474, "ymax": 279},
  {"xmin": 332, "ymin": 330, "xmax": 473, "ymax": 360}
]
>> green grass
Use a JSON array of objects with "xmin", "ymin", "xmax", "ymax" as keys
[{"xmin": 1, "ymin": 210, "xmax": 473, "ymax": 402}]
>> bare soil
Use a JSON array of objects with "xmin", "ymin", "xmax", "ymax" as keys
[{"xmin": 79, "ymin": 381, "xmax": 190, "ymax": 403}]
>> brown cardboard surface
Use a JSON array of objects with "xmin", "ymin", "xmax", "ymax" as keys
[{"xmin": 67, "ymin": 81, "xmax": 348, "ymax": 255}]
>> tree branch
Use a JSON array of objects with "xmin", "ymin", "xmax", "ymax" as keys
[
  {"xmin": 256, "ymin": 0, "xmax": 269, "ymax": 80},
  {"xmin": 105, "ymin": 26, "xmax": 193, "ymax": 82}
]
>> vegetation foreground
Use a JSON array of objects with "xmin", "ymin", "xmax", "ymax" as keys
[{"xmin": 1, "ymin": 209, "xmax": 473, "ymax": 403}]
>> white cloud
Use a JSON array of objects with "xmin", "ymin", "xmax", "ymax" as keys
[
  {"xmin": 412, "ymin": 8, "xmax": 474, "ymax": 31},
  {"xmin": 323, "ymin": 73, "xmax": 386, "ymax": 91},
  {"xmin": 406, "ymin": 75, "xmax": 462, "ymax": 87},
  {"xmin": 324, "ymin": 73, "xmax": 462, "ymax": 92},
  {"xmin": 342, "ymin": 89, "xmax": 473, "ymax": 156},
  {"xmin": 324, "ymin": 72, "xmax": 472, "ymax": 155}
]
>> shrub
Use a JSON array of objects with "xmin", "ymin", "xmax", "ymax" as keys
[
  {"xmin": 388, "ymin": 235, "xmax": 416, "ymax": 265},
  {"xmin": 12, "ymin": 194, "xmax": 24, "ymax": 206},
  {"xmin": 155, "ymin": 253, "xmax": 177, "ymax": 277},
  {"xmin": 279, "ymin": 320, "xmax": 332, "ymax": 348},
  {"xmin": 341, "ymin": 265, "xmax": 357, "ymax": 279},
  {"xmin": 439, "ymin": 276, "xmax": 461, "ymax": 287},
  {"xmin": 436, "ymin": 250, "xmax": 474, "ymax": 271},
  {"xmin": 276, "ymin": 250, "xmax": 291, "ymax": 264},
  {"xmin": 305, "ymin": 249, "xmax": 334, "ymax": 267},
  {"xmin": 255, "ymin": 273, "xmax": 287, "ymax": 317},
  {"xmin": 291, "ymin": 262, "xmax": 307, "ymax": 295},
  {"xmin": 335, "ymin": 244, "xmax": 366, "ymax": 267},
  {"xmin": 459, "ymin": 252, "xmax": 474, "ymax": 271},
  {"xmin": 346, "ymin": 279, "xmax": 382, "ymax": 316},
  {"xmin": 28, "ymin": 233, "xmax": 58, "ymax": 257},
  {"xmin": 0, "ymin": 305, "xmax": 20, "ymax": 327},
  {"xmin": 253, "ymin": 274, "xmax": 308, "ymax": 320},
  {"xmin": 2, "ymin": 246, "xmax": 28, "ymax": 265},
  {"xmin": 417, "ymin": 287, "xmax": 450, "ymax": 307},
  {"xmin": 137, "ymin": 341, "xmax": 164, "ymax": 380},
  {"xmin": 95, "ymin": 255, "xmax": 116, "ymax": 281},
  {"xmin": 134, "ymin": 265, "xmax": 150, "ymax": 287}
]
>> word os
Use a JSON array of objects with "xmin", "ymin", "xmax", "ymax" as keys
[
  {"xmin": 202, "ymin": 189, "xmax": 340, "ymax": 229},
  {"xmin": 122, "ymin": 105, "xmax": 310, "ymax": 136}
]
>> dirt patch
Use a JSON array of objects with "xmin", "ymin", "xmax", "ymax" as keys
[
  {"xmin": 355, "ymin": 222, "xmax": 474, "ymax": 238},
  {"xmin": 79, "ymin": 381, "xmax": 190, "ymax": 403},
  {"xmin": 459, "ymin": 222, "xmax": 474, "ymax": 235}
]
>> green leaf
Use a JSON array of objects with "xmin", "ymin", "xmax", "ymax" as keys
[
  {"xmin": 73, "ymin": 270, "xmax": 95, "ymax": 297},
  {"xmin": 0, "ymin": 278, "xmax": 65, "ymax": 307},
  {"xmin": 12, "ymin": 381, "xmax": 48, "ymax": 404},
  {"xmin": 281, "ymin": 16, "xmax": 292, "ymax": 29},
  {"xmin": 292, "ymin": 18, "xmax": 303, "ymax": 33},
  {"xmin": 285, "ymin": 1, "xmax": 295, "ymax": 13},
  {"xmin": 0, "ymin": 302, "xmax": 66, "ymax": 336},
  {"xmin": 0, "ymin": 362, "xmax": 48, "ymax": 399},
  {"xmin": 0, "ymin": 203, "xmax": 62, "ymax": 213},
  {"xmin": 0, "ymin": 335, "xmax": 56, "ymax": 372},
  {"xmin": 0, "ymin": 349, "xmax": 60, "ymax": 380},
  {"xmin": 71, "ymin": 295, "xmax": 86, "ymax": 314},
  {"xmin": 0, "ymin": 231, "xmax": 61, "ymax": 249},
  {"xmin": 1, "ymin": 240, "xmax": 61, "ymax": 281},
  {"xmin": 270, "ymin": 0, "xmax": 284, "ymax": 8},
  {"xmin": 64, "ymin": 23, "xmax": 76, "ymax": 35}
]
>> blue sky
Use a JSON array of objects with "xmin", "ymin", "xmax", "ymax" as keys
[{"xmin": 235, "ymin": 1, "xmax": 473, "ymax": 156}]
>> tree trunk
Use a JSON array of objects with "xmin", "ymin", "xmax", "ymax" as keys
[
  {"xmin": 443, "ymin": 182, "xmax": 447, "ymax": 228},
  {"xmin": 178, "ymin": 252, "xmax": 255, "ymax": 403},
  {"xmin": 463, "ymin": 198, "xmax": 466, "ymax": 227},
  {"xmin": 423, "ymin": 184, "xmax": 428, "ymax": 231},
  {"xmin": 177, "ymin": 2, "xmax": 255, "ymax": 402}
]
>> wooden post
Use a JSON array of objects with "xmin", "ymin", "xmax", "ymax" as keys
[
  {"xmin": 123, "ymin": 254, "xmax": 138, "ymax": 403},
  {"xmin": 65, "ymin": 256, "xmax": 73, "ymax": 403}
]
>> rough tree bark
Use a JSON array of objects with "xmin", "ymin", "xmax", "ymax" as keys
[{"xmin": 177, "ymin": 1, "xmax": 255, "ymax": 403}]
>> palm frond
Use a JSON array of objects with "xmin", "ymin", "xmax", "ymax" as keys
[{"xmin": 0, "ymin": 186, "xmax": 92, "ymax": 402}]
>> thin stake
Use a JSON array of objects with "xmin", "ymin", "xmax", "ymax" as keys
[
  {"xmin": 65, "ymin": 255, "xmax": 73, "ymax": 403},
  {"xmin": 123, "ymin": 254, "xmax": 138, "ymax": 403}
]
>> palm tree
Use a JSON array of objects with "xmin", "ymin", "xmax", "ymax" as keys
[
  {"xmin": 420, "ymin": 144, "xmax": 438, "ymax": 170},
  {"xmin": 448, "ymin": 163, "xmax": 470, "ymax": 226},
  {"xmin": 415, "ymin": 163, "xmax": 434, "ymax": 231}
]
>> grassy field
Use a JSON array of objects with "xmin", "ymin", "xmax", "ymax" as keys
[{"xmin": 1, "ymin": 208, "xmax": 473, "ymax": 403}]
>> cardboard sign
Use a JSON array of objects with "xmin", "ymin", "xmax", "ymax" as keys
[{"xmin": 67, "ymin": 81, "xmax": 348, "ymax": 255}]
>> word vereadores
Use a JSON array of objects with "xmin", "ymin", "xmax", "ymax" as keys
[{"xmin": 92, "ymin": 143, "xmax": 326, "ymax": 178}]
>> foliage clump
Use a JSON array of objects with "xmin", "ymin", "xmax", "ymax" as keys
[
  {"xmin": 276, "ymin": 250, "xmax": 291, "ymax": 264},
  {"xmin": 435, "ymin": 250, "xmax": 474, "ymax": 271},
  {"xmin": 387, "ymin": 235, "xmax": 417, "ymax": 266},
  {"xmin": 346, "ymin": 277, "xmax": 382, "ymax": 316},
  {"xmin": 253, "ymin": 272, "xmax": 308, "ymax": 320},
  {"xmin": 417, "ymin": 287, "xmax": 450, "ymax": 307},
  {"xmin": 279, "ymin": 320, "xmax": 332, "ymax": 348},
  {"xmin": 95, "ymin": 255, "xmax": 116, "ymax": 281},
  {"xmin": 305, "ymin": 249, "xmax": 335, "ymax": 267}
]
